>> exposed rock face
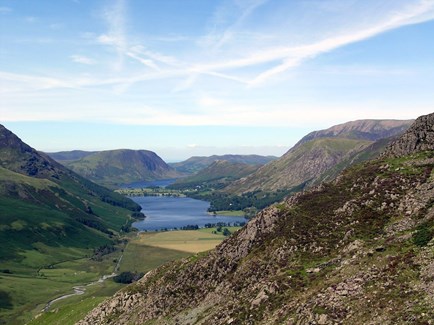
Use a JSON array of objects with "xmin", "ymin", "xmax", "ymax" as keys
[
  {"xmin": 383, "ymin": 113, "xmax": 434, "ymax": 157},
  {"xmin": 78, "ymin": 115, "xmax": 433, "ymax": 325}
]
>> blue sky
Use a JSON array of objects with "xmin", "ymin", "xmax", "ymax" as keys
[{"xmin": 1, "ymin": 0, "xmax": 434, "ymax": 161}]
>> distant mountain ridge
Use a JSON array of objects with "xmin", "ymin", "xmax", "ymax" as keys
[
  {"xmin": 296, "ymin": 119, "xmax": 413, "ymax": 145},
  {"xmin": 170, "ymin": 160, "xmax": 259, "ymax": 190},
  {"xmin": 226, "ymin": 119, "xmax": 413, "ymax": 194},
  {"xmin": 169, "ymin": 154, "xmax": 277, "ymax": 175},
  {"xmin": 47, "ymin": 150, "xmax": 96, "ymax": 162},
  {"xmin": 52, "ymin": 149, "xmax": 182, "ymax": 188}
]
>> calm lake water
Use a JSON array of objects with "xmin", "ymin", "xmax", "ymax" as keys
[{"xmin": 131, "ymin": 196, "xmax": 247, "ymax": 231}]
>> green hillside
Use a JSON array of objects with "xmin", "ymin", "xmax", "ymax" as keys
[
  {"xmin": 169, "ymin": 154, "xmax": 277, "ymax": 174},
  {"xmin": 169, "ymin": 160, "xmax": 259, "ymax": 190},
  {"xmin": 0, "ymin": 125, "xmax": 143, "ymax": 324},
  {"xmin": 60, "ymin": 149, "xmax": 182, "ymax": 188}
]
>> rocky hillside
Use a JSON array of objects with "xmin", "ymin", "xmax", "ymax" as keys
[
  {"xmin": 226, "ymin": 119, "xmax": 413, "ymax": 194},
  {"xmin": 382, "ymin": 113, "xmax": 434, "ymax": 157},
  {"xmin": 169, "ymin": 155, "xmax": 277, "ymax": 175},
  {"xmin": 58, "ymin": 149, "xmax": 182, "ymax": 188},
  {"xmin": 78, "ymin": 114, "xmax": 433, "ymax": 325}
]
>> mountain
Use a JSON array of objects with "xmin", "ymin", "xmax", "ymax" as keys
[
  {"xmin": 226, "ymin": 119, "xmax": 413, "ymax": 194},
  {"xmin": 296, "ymin": 119, "xmax": 413, "ymax": 144},
  {"xmin": 0, "ymin": 125, "xmax": 143, "ymax": 323},
  {"xmin": 169, "ymin": 160, "xmax": 259, "ymax": 190},
  {"xmin": 169, "ymin": 154, "xmax": 277, "ymax": 175},
  {"xmin": 0, "ymin": 124, "xmax": 142, "ymax": 264},
  {"xmin": 79, "ymin": 113, "xmax": 434, "ymax": 325},
  {"xmin": 47, "ymin": 150, "xmax": 96, "ymax": 162},
  {"xmin": 55, "ymin": 149, "xmax": 182, "ymax": 188}
]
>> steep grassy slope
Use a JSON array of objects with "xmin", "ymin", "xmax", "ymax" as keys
[
  {"xmin": 169, "ymin": 160, "xmax": 259, "ymax": 190},
  {"xmin": 226, "ymin": 119, "xmax": 412, "ymax": 195},
  {"xmin": 169, "ymin": 155, "xmax": 277, "ymax": 175},
  {"xmin": 79, "ymin": 114, "xmax": 433, "ymax": 325},
  {"xmin": 61, "ymin": 149, "xmax": 182, "ymax": 188},
  {"xmin": 0, "ymin": 124, "xmax": 143, "ymax": 324}
]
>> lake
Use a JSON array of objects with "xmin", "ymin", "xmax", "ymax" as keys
[{"xmin": 131, "ymin": 196, "xmax": 247, "ymax": 231}]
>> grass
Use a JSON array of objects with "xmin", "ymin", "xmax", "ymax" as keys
[
  {"xmin": 28, "ymin": 277, "xmax": 123, "ymax": 325},
  {"xmin": 212, "ymin": 210, "xmax": 245, "ymax": 217},
  {"xmin": 126, "ymin": 228, "xmax": 240, "ymax": 255},
  {"xmin": 0, "ymin": 248, "xmax": 122, "ymax": 325},
  {"xmin": 20, "ymin": 228, "xmax": 236, "ymax": 325}
]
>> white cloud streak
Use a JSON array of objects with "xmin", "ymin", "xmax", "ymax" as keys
[
  {"xmin": 2, "ymin": 0, "xmax": 434, "ymax": 127},
  {"xmin": 247, "ymin": 0, "xmax": 434, "ymax": 85},
  {"xmin": 97, "ymin": 0, "xmax": 128, "ymax": 71},
  {"xmin": 0, "ymin": 6, "xmax": 12, "ymax": 13},
  {"xmin": 70, "ymin": 55, "xmax": 96, "ymax": 65}
]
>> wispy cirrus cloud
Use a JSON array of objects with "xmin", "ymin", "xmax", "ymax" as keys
[
  {"xmin": 97, "ymin": 0, "xmax": 128, "ymax": 71},
  {"xmin": 86, "ymin": 0, "xmax": 434, "ymax": 91},
  {"xmin": 2, "ymin": 0, "xmax": 434, "ymax": 128},
  {"xmin": 0, "ymin": 71, "xmax": 73, "ymax": 93},
  {"xmin": 246, "ymin": 0, "xmax": 434, "ymax": 85},
  {"xmin": 0, "ymin": 6, "xmax": 12, "ymax": 14},
  {"xmin": 70, "ymin": 55, "xmax": 96, "ymax": 65},
  {"xmin": 202, "ymin": 0, "xmax": 270, "ymax": 51}
]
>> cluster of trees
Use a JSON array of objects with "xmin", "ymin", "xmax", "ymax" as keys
[
  {"xmin": 180, "ymin": 224, "xmax": 199, "ymax": 230},
  {"xmin": 131, "ymin": 212, "xmax": 146, "ymax": 219},
  {"xmin": 199, "ymin": 189, "xmax": 290, "ymax": 212},
  {"xmin": 152, "ymin": 221, "xmax": 247, "ymax": 232},
  {"xmin": 91, "ymin": 244, "xmax": 116, "ymax": 261},
  {"xmin": 76, "ymin": 217, "xmax": 113, "ymax": 236},
  {"xmin": 204, "ymin": 221, "xmax": 246, "ymax": 228}
]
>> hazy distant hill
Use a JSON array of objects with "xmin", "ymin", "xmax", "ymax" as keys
[
  {"xmin": 47, "ymin": 150, "xmax": 96, "ymax": 162},
  {"xmin": 169, "ymin": 154, "xmax": 277, "ymax": 174},
  {"xmin": 226, "ymin": 119, "xmax": 413, "ymax": 194},
  {"xmin": 169, "ymin": 160, "xmax": 259, "ymax": 190},
  {"xmin": 79, "ymin": 113, "xmax": 434, "ymax": 325},
  {"xmin": 54, "ymin": 149, "xmax": 182, "ymax": 188}
]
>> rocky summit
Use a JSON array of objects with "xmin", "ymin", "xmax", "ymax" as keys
[{"xmin": 79, "ymin": 114, "xmax": 433, "ymax": 325}]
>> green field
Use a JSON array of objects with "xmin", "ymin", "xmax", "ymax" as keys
[
  {"xmin": 24, "ymin": 228, "xmax": 239, "ymax": 325},
  {"xmin": 212, "ymin": 210, "xmax": 245, "ymax": 217}
]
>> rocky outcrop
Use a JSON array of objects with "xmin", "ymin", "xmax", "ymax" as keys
[{"xmin": 383, "ymin": 112, "xmax": 434, "ymax": 157}]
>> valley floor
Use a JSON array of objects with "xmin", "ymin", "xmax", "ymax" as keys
[{"xmin": 15, "ymin": 227, "xmax": 239, "ymax": 325}]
